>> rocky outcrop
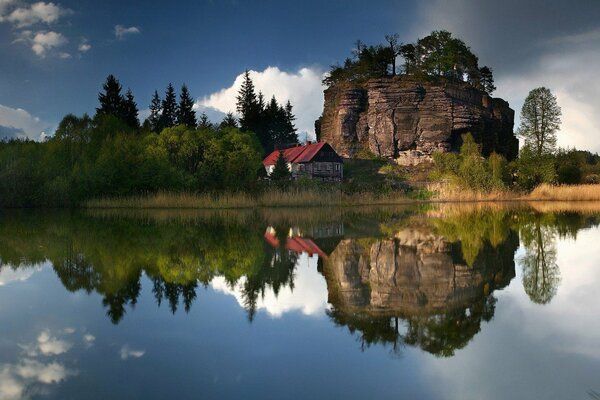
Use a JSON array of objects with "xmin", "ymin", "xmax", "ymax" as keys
[
  {"xmin": 317, "ymin": 77, "xmax": 519, "ymax": 162},
  {"xmin": 322, "ymin": 226, "xmax": 518, "ymax": 317}
]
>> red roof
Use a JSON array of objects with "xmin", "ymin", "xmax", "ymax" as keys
[
  {"xmin": 262, "ymin": 142, "xmax": 327, "ymax": 166},
  {"xmin": 285, "ymin": 237, "xmax": 328, "ymax": 258}
]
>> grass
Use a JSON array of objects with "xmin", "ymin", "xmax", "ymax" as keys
[
  {"xmin": 527, "ymin": 183, "xmax": 600, "ymax": 201},
  {"xmin": 84, "ymin": 188, "xmax": 417, "ymax": 209}
]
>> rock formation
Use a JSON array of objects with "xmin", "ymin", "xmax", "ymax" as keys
[
  {"xmin": 322, "ymin": 226, "xmax": 518, "ymax": 317},
  {"xmin": 316, "ymin": 77, "xmax": 519, "ymax": 163}
]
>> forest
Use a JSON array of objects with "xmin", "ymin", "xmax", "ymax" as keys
[{"xmin": 0, "ymin": 72, "xmax": 297, "ymax": 207}]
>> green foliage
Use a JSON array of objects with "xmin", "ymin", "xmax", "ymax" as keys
[
  {"xmin": 518, "ymin": 87, "xmax": 562, "ymax": 157},
  {"xmin": 514, "ymin": 144, "xmax": 556, "ymax": 190},
  {"xmin": 159, "ymin": 83, "xmax": 178, "ymax": 131},
  {"xmin": 432, "ymin": 133, "xmax": 509, "ymax": 191},
  {"xmin": 176, "ymin": 84, "xmax": 197, "ymax": 128},
  {"xmin": 324, "ymin": 30, "xmax": 486, "ymax": 90},
  {"xmin": 0, "ymin": 114, "xmax": 263, "ymax": 206},
  {"xmin": 270, "ymin": 151, "xmax": 290, "ymax": 181}
]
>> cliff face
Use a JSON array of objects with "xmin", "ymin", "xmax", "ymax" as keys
[
  {"xmin": 317, "ymin": 77, "xmax": 518, "ymax": 162},
  {"xmin": 322, "ymin": 227, "xmax": 518, "ymax": 317}
]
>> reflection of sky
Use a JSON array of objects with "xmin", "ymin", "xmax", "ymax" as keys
[
  {"xmin": 0, "ymin": 264, "xmax": 43, "ymax": 286},
  {"xmin": 211, "ymin": 253, "xmax": 328, "ymax": 318},
  {"xmin": 421, "ymin": 227, "xmax": 600, "ymax": 400},
  {"xmin": 1, "ymin": 222, "xmax": 599, "ymax": 399}
]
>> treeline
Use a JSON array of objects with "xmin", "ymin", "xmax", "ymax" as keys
[
  {"xmin": 0, "ymin": 72, "xmax": 299, "ymax": 207},
  {"xmin": 324, "ymin": 30, "xmax": 495, "ymax": 94}
]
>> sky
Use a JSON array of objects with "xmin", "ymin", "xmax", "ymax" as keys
[{"xmin": 1, "ymin": 0, "xmax": 600, "ymax": 151}]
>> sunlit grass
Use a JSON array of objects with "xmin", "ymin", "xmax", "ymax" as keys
[
  {"xmin": 84, "ymin": 189, "xmax": 417, "ymax": 209},
  {"xmin": 528, "ymin": 183, "xmax": 600, "ymax": 201}
]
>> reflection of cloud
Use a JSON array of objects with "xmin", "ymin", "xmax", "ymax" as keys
[
  {"xmin": 0, "ymin": 328, "xmax": 81, "ymax": 400},
  {"xmin": 83, "ymin": 334, "xmax": 95, "ymax": 348},
  {"xmin": 0, "ymin": 266, "xmax": 41, "ymax": 286},
  {"xmin": 36, "ymin": 330, "xmax": 72, "ymax": 356},
  {"xmin": 211, "ymin": 253, "xmax": 328, "ymax": 318},
  {"xmin": 119, "ymin": 346, "xmax": 145, "ymax": 360}
]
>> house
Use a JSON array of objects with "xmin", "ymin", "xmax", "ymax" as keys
[{"xmin": 262, "ymin": 141, "xmax": 344, "ymax": 182}]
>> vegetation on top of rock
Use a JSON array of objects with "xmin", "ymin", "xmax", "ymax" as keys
[{"xmin": 324, "ymin": 30, "xmax": 495, "ymax": 94}]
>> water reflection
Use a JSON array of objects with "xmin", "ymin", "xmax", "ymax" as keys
[{"xmin": 0, "ymin": 207, "xmax": 598, "ymax": 354}]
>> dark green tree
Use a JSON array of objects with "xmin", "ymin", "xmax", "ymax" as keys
[
  {"xmin": 399, "ymin": 43, "xmax": 416, "ymax": 74},
  {"xmin": 123, "ymin": 89, "xmax": 140, "ymax": 129},
  {"xmin": 198, "ymin": 112, "xmax": 212, "ymax": 129},
  {"xmin": 148, "ymin": 90, "xmax": 162, "ymax": 133},
  {"xmin": 177, "ymin": 84, "xmax": 197, "ymax": 128},
  {"xmin": 236, "ymin": 70, "xmax": 261, "ymax": 133},
  {"xmin": 159, "ymin": 83, "xmax": 178, "ymax": 131},
  {"xmin": 270, "ymin": 151, "xmax": 290, "ymax": 181},
  {"xmin": 220, "ymin": 112, "xmax": 238, "ymax": 129},
  {"xmin": 96, "ymin": 74, "xmax": 125, "ymax": 119},
  {"xmin": 479, "ymin": 66, "xmax": 496, "ymax": 94}
]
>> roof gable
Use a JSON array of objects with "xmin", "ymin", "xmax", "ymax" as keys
[{"xmin": 262, "ymin": 142, "xmax": 340, "ymax": 166}]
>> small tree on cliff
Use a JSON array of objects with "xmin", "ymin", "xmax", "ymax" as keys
[{"xmin": 270, "ymin": 151, "xmax": 290, "ymax": 181}]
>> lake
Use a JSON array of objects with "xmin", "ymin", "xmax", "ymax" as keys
[{"xmin": 0, "ymin": 204, "xmax": 599, "ymax": 399}]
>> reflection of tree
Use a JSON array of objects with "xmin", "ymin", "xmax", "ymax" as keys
[
  {"xmin": 519, "ymin": 216, "xmax": 561, "ymax": 304},
  {"xmin": 0, "ymin": 212, "xmax": 306, "ymax": 324}
]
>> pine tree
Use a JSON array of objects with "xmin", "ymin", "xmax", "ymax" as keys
[
  {"xmin": 479, "ymin": 66, "xmax": 496, "ymax": 94},
  {"xmin": 96, "ymin": 74, "xmax": 125, "ymax": 119},
  {"xmin": 220, "ymin": 112, "xmax": 237, "ymax": 129},
  {"xmin": 148, "ymin": 90, "xmax": 162, "ymax": 133},
  {"xmin": 270, "ymin": 151, "xmax": 290, "ymax": 181},
  {"xmin": 159, "ymin": 83, "xmax": 178, "ymax": 130},
  {"xmin": 123, "ymin": 89, "xmax": 140, "ymax": 129},
  {"xmin": 198, "ymin": 112, "xmax": 212, "ymax": 129},
  {"xmin": 236, "ymin": 70, "xmax": 260, "ymax": 132},
  {"xmin": 177, "ymin": 84, "xmax": 197, "ymax": 128}
]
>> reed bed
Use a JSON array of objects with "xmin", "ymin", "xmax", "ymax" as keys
[
  {"xmin": 427, "ymin": 182, "xmax": 520, "ymax": 202},
  {"xmin": 84, "ymin": 189, "xmax": 416, "ymax": 209},
  {"xmin": 527, "ymin": 183, "xmax": 600, "ymax": 201}
]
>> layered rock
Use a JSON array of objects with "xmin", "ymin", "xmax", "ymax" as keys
[
  {"xmin": 317, "ymin": 77, "xmax": 519, "ymax": 162},
  {"xmin": 322, "ymin": 226, "xmax": 517, "ymax": 317}
]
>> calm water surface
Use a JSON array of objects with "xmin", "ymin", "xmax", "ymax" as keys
[{"xmin": 0, "ymin": 206, "xmax": 599, "ymax": 399}]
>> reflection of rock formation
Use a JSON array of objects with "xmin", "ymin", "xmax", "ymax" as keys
[{"xmin": 323, "ymin": 226, "xmax": 518, "ymax": 356}]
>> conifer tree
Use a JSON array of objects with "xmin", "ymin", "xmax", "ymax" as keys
[
  {"xmin": 220, "ymin": 112, "xmax": 238, "ymax": 129},
  {"xmin": 96, "ymin": 74, "xmax": 125, "ymax": 119},
  {"xmin": 123, "ymin": 89, "xmax": 140, "ymax": 129},
  {"xmin": 148, "ymin": 90, "xmax": 162, "ymax": 133},
  {"xmin": 271, "ymin": 151, "xmax": 291, "ymax": 181},
  {"xmin": 198, "ymin": 112, "xmax": 212, "ymax": 129},
  {"xmin": 479, "ymin": 66, "xmax": 496, "ymax": 94},
  {"xmin": 177, "ymin": 84, "xmax": 197, "ymax": 128},
  {"xmin": 236, "ymin": 70, "xmax": 260, "ymax": 132},
  {"xmin": 159, "ymin": 83, "xmax": 178, "ymax": 130}
]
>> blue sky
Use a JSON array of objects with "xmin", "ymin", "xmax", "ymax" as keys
[{"xmin": 2, "ymin": 0, "xmax": 600, "ymax": 150}]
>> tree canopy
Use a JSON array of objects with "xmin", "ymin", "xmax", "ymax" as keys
[{"xmin": 324, "ymin": 30, "xmax": 496, "ymax": 95}]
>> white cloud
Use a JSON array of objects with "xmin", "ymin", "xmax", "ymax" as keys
[
  {"xmin": 114, "ymin": 24, "xmax": 140, "ymax": 39},
  {"xmin": 211, "ymin": 253, "xmax": 328, "ymax": 318},
  {"xmin": 0, "ymin": 103, "xmax": 50, "ymax": 141},
  {"xmin": 31, "ymin": 30, "xmax": 66, "ymax": 56},
  {"xmin": 3, "ymin": 1, "xmax": 71, "ymax": 28},
  {"xmin": 119, "ymin": 345, "xmax": 145, "ymax": 360},
  {"xmin": 197, "ymin": 66, "xmax": 325, "ymax": 139},
  {"xmin": 77, "ymin": 39, "xmax": 90, "ymax": 52},
  {"xmin": 0, "ymin": 0, "xmax": 15, "ymax": 20},
  {"xmin": 0, "ymin": 266, "xmax": 41, "ymax": 285}
]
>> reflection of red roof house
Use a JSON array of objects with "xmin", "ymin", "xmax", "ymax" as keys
[
  {"xmin": 285, "ymin": 237, "xmax": 328, "ymax": 258},
  {"xmin": 262, "ymin": 142, "xmax": 343, "ymax": 182},
  {"xmin": 263, "ymin": 231, "xmax": 280, "ymax": 248},
  {"xmin": 263, "ymin": 229, "xmax": 327, "ymax": 258}
]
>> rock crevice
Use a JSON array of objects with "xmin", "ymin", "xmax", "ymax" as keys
[{"xmin": 317, "ymin": 77, "xmax": 518, "ymax": 162}]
